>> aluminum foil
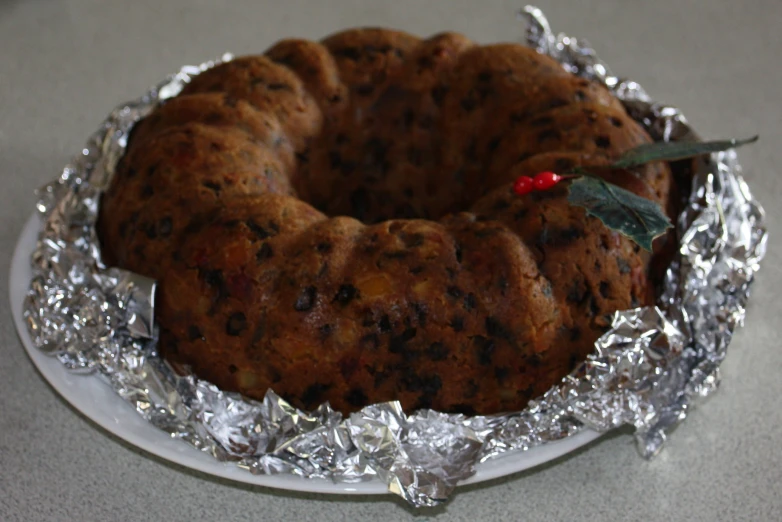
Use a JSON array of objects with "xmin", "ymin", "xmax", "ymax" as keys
[{"xmin": 22, "ymin": 6, "xmax": 767, "ymax": 507}]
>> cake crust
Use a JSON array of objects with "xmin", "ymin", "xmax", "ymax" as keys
[{"xmin": 98, "ymin": 28, "xmax": 674, "ymax": 415}]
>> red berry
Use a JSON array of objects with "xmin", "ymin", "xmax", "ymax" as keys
[
  {"xmin": 513, "ymin": 176, "xmax": 534, "ymax": 195},
  {"xmin": 532, "ymin": 171, "xmax": 562, "ymax": 191}
]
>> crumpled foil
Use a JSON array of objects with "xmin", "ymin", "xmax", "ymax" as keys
[{"xmin": 22, "ymin": 5, "xmax": 767, "ymax": 507}]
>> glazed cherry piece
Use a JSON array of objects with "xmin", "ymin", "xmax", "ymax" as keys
[
  {"xmin": 532, "ymin": 171, "xmax": 562, "ymax": 191},
  {"xmin": 513, "ymin": 176, "xmax": 534, "ymax": 195}
]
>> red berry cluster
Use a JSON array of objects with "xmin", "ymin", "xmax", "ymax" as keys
[{"xmin": 513, "ymin": 171, "xmax": 564, "ymax": 196}]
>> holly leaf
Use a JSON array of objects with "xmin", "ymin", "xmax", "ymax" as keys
[
  {"xmin": 611, "ymin": 135, "xmax": 758, "ymax": 169},
  {"xmin": 567, "ymin": 176, "xmax": 672, "ymax": 251}
]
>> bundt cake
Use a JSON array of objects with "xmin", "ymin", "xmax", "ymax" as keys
[{"xmin": 98, "ymin": 29, "xmax": 675, "ymax": 416}]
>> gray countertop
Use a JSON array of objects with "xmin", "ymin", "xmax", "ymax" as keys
[{"xmin": 2, "ymin": 1, "xmax": 780, "ymax": 520}]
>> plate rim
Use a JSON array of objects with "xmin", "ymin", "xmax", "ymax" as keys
[{"xmin": 10, "ymin": 211, "xmax": 603, "ymax": 496}]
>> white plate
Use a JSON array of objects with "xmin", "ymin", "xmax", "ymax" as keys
[{"xmin": 10, "ymin": 212, "xmax": 602, "ymax": 495}]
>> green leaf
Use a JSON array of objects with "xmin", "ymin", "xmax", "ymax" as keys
[
  {"xmin": 611, "ymin": 135, "xmax": 758, "ymax": 169},
  {"xmin": 567, "ymin": 176, "xmax": 673, "ymax": 251}
]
